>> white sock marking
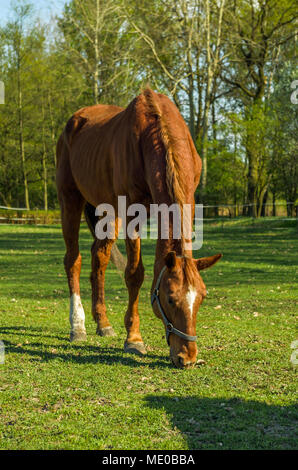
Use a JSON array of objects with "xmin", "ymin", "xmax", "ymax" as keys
[{"xmin": 69, "ymin": 293, "xmax": 86, "ymax": 333}]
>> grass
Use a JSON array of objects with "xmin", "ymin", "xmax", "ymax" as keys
[{"xmin": 0, "ymin": 218, "xmax": 297, "ymax": 450}]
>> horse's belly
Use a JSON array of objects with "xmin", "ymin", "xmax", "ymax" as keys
[{"xmin": 70, "ymin": 145, "xmax": 116, "ymax": 207}]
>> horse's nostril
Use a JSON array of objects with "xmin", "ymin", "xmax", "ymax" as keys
[{"xmin": 178, "ymin": 357, "xmax": 195, "ymax": 368}]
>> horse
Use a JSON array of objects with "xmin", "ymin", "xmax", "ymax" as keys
[{"xmin": 56, "ymin": 88, "xmax": 221, "ymax": 369}]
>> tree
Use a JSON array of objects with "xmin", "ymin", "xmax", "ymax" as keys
[
  {"xmin": 221, "ymin": 0, "xmax": 297, "ymax": 216},
  {"xmin": 3, "ymin": 2, "xmax": 35, "ymax": 209},
  {"xmin": 58, "ymin": 0, "xmax": 139, "ymax": 106},
  {"xmin": 126, "ymin": 0, "xmax": 233, "ymax": 200},
  {"xmin": 268, "ymin": 61, "xmax": 298, "ymax": 216}
]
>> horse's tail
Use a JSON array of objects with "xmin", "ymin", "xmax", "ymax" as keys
[
  {"xmin": 56, "ymin": 113, "xmax": 87, "ymax": 172},
  {"xmin": 84, "ymin": 202, "xmax": 126, "ymax": 274},
  {"xmin": 84, "ymin": 202, "xmax": 97, "ymax": 239}
]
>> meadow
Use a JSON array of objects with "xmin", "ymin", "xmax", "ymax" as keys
[{"xmin": 0, "ymin": 218, "xmax": 297, "ymax": 450}]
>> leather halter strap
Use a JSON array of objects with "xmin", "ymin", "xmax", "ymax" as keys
[{"xmin": 151, "ymin": 266, "xmax": 198, "ymax": 346}]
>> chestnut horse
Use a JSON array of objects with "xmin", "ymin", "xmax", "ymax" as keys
[{"xmin": 56, "ymin": 88, "xmax": 221, "ymax": 368}]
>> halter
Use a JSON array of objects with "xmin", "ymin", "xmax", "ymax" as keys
[{"xmin": 151, "ymin": 266, "xmax": 198, "ymax": 346}]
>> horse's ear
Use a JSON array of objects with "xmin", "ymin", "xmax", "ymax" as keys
[
  {"xmin": 196, "ymin": 254, "xmax": 222, "ymax": 271},
  {"xmin": 165, "ymin": 251, "xmax": 177, "ymax": 270}
]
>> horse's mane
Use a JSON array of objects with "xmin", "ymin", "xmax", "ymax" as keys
[{"xmin": 142, "ymin": 88, "xmax": 186, "ymax": 209}]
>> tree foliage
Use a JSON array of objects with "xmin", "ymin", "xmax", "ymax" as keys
[{"xmin": 0, "ymin": 0, "xmax": 296, "ymax": 214}]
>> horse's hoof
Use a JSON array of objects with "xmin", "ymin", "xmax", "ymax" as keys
[
  {"xmin": 124, "ymin": 341, "xmax": 147, "ymax": 356},
  {"xmin": 96, "ymin": 326, "xmax": 116, "ymax": 337},
  {"xmin": 70, "ymin": 330, "xmax": 87, "ymax": 342}
]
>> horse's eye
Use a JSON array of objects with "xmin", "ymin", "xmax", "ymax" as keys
[{"xmin": 168, "ymin": 297, "xmax": 174, "ymax": 305}]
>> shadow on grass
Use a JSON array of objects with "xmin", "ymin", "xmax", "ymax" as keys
[
  {"xmin": 0, "ymin": 325, "xmax": 67, "ymax": 341},
  {"xmin": 145, "ymin": 395, "xmax": 298, "ymax": 450},
  {"xmin": 0, "ymin": 326, "xmax": 171, "ymax": 369}
]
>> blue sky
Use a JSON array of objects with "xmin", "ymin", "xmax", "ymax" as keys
[{"xmin": 0, "ymin": 0, "xmax": 65, "ymax": 25}]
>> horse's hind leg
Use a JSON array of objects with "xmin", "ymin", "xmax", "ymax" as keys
[
  {"xmin": 90, "ymin": 217, "xmax": 120, "ymax": 337},
  {"xmin": 60, "ymin": 190, "xmax": 86, "ymax": 342},
  {"xmin": 124, "ymin": 237, "xmax": 146, "ymax": 356}
]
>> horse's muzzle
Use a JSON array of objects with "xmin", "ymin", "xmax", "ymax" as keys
[{"xmin": 171, "ymin": 354, "xmax": 196, "ymax": 369}]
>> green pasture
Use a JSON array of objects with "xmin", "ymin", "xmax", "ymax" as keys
[{"xmin": 0, "ymin": 218, "xmax": 297, "ymax": 450}]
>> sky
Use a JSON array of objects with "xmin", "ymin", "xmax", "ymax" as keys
[{"xmin": 0, "ymin": 0, "xmax": 65, "ymax": 25}]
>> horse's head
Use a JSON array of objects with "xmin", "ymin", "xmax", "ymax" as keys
[{"xmin": 151, "ymin": 251, "xmax": 222, "ymax": 369}]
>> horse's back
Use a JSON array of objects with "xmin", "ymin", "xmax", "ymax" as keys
[
  {"xmin": 56, "ymin": 90, "xmax": 201, "ymax": 209},
  {"xmin": 72, "ymin": 104, "xmax": 123, "ymax": 125}
]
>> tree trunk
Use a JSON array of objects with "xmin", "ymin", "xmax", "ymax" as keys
[
  {"xmin": 233, "ymin": 132, "xmax": 237, "ymax": 214},
  {"xmin": 200, "ymin": 0, "xmax": 225, "ymax": 200},
  {"xmin": 42, "ymin": 150, "xmax": 48, "ymax": 211},
  {"xmin": 212, "ymin": 100, "xmax": 217, "ymax": 141},
  {"xmin": 286, "ymin": 202, "xmax": 292, "ymax": 217},
  {"xmin": 93, "ymin": 0, "xmax": 100, "ymax": 105},
  {"xmin": 0, "ymin": 191, "xmax": 11, "ymax": 207},
  {"xmin": 199, "ymin": 0, "xmax": 212, "ymax": 199},
  {"xmin": 18, "ymin": 76, "xmax": 29, "ymax": 209},
  {"xmin": 256, "ymin": 186, "xmax": 268, "ymax": 218},
  {"xmin": 261, "ymin": 189, "xmax": 268, "ymax": 217},
  {"xmin": 272, "ymin": 191, "xmax": 276, "ymax": 216},
  {"xmin": 246, "ymin": 147, "xmax": 258, "ymax": 217},
  {"xmin": 188, "ymin": 82, "xmax": 195, "ymax": 140},
  {"xmin": 48, "ymin": 92, "xmax": 57, "ymax": 167},
  {"xmin": 42, "ymin": 99, "xmax": 48, "ymax": 211}
]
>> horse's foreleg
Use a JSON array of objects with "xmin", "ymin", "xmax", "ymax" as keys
[{"xmin": 124, "ymin": 237, "xmax": 146, "ymax": 355}]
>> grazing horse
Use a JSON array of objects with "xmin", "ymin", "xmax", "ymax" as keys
[{"xmin": 56, "ymin": 88, "xmax": 221, "ymax": 369}]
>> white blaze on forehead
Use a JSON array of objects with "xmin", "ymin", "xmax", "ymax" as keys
[
  {"xmin": 186, "ymin": 286, "xmax": 197, "ymax": 317},
  {"xmin": 69, "ymin": 293, "xmax": 86, "ymax": 333}
]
